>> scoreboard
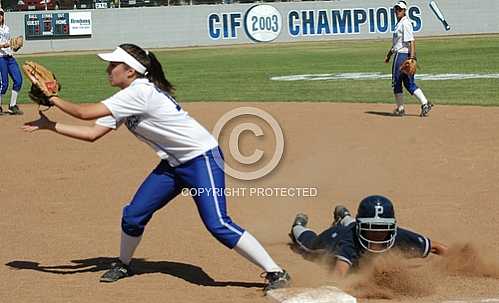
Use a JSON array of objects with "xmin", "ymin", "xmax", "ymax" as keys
[
  {"xmin": 25, "ymin": 12, "xmax": 92, "ymax": 40},
  {"xmin": 25, "ymin": 13, "xmax": 69, "ymax": 38}
]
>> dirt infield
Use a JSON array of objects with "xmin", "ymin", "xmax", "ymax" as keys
[{"xmin": 1, "ymin": 102, "xmax": 498, "ymax": 303}]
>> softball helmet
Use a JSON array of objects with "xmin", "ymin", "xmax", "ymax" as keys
[{"xmin": 356, "ymin": 195, "xmax": 397, "ymax": 253}]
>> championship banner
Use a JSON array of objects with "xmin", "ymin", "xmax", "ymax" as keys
[{"xmin": 207, "ymin": 4, "xmax": 423, "ymax": 42}]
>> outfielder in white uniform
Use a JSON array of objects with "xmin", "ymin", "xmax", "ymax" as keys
[
  {"xmin": 384, "ymin": 1, "xmax": 433, "ymax": 117},
  {"xmin": 0, "ymin": 8, "xmax": 23, "ymax": 115},
  {"xmin": 23, "ymin": 43, "xmax": 290, "ymax": 292}
]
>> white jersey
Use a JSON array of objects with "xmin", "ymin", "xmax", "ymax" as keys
[
  {"xmin": 0, "ymin": 24, "xmax": 13, "ymax": 56},
  {"xmin": 392, "ymin": 16, "xmax": 414, "ymax": 54},
  {"xmin": 96, "ymin": 78, "xmax": 218, "ymax": 167}
]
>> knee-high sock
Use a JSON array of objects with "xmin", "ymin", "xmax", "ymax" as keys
[
  {"xmin": 119, "ymin": 231, "xmax": 142, "ymax": 265},
  {"xmin": 395, "ymin": 93, "xmax": 404, "ymax": 109},
  {"xmin": 9, "ymin": 91, "xmax": 18, "ymax": 107},
  {"xmin": 292, "ymin": 225, "xmax": 310, "ymax": 240},
  {"xmin": 234, "ymin": 231, "xmax": 282, "ymax": 273},
  {"xmin": 339, "ymin": 215, "xmax": 356, "ymax": 227},
  {"xmin": 413, "ymin": 88, "xmax": 428, "ymax": 105}
]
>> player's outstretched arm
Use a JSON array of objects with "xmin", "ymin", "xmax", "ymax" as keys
[
  {"xmin": 430, "ymin": 240, "xmax": 448, "ymax": 256},
  {"xmin": 23, "ymin": 111, "xmax": 112, "ymax": 142},
  {"xmin": 50, "ymin": 96, "xmax": 111, "ymax": 121}
]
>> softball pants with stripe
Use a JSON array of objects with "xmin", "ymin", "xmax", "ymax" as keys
[{"xmin": 121, "ymin": 147, "xmax": 244, "ymax": 248}]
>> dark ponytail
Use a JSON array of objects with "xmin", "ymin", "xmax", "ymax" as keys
[
  {"xmin": 146, "ymin": 51, "xmax": 174, "ymax": 94},
  {"xmin": 119, "ymin": 43, "xmax": 175, "ymax": 95}
]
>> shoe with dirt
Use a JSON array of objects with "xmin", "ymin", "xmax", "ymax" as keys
[
  {"xmin": 289, "ymin": 213, "xmax": 308, "ymax": 243},
  {"xmin": 420, "ymin": 103, "xmax": 433, "ymax": 117},
  {"xmin": 100, "ymin": 260, "xmax": 132, "ymax": 282},
  {"xmin": 0, "ymin": 107, "xmax": 3, "ymax": 116},
  {"xmin": 333, "ymin": 205, "xmax": 351, "ymax": 226},
  {"xmin": 263, "ymin": 270, "xmax": 291, "ymax": 293},
  {"xmin": 392, "ymin": 107, "xmax": 406, "ymax": 117},
  {"xmin": 292, "ymin": 213, "xmax": 308, "ymax": 228},
  {"xmin": 7, "ymin": 105, "xmax": 23, "ymax": 115}
]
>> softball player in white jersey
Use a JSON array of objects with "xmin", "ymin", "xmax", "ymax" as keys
[
  {"xmin": 23, "ymin": 43, "xmax": 290, "ymax": 292},
  {"xmin": 384, "ymin": 1, "xmax": 433, "ymax": 117},
  {"xmin": 0, "ymin": 8, "xmax": 23, "ymax": 115}
]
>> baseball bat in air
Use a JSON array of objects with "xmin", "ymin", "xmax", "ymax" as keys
[{"xmin": 429, "ymin": 0, "xmax": 451, "ymax": 31}]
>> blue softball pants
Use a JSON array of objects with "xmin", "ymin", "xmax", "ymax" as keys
[
  {"xmin": 392, "ymin": 52, "xmax": 418, "ymax": 95},
  {"xmin": 121, "ymin": 147, "xmax": 245, "ymax": 249},
  {"xmin": 0, "ymin": 56, "xmax": 22, "ymax": 94}
]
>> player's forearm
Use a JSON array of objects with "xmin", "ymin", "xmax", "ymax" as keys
[
  {"xmin": 430, "ymin": 240, "xmax": 448, "ymax": 256},
  {"xmin": 384, "ymin": 49, "xmax": 394, "ymax": 63},
  {"xmin": 50, "ymin": 96, "xmax": 109, "ymax": 120},
  {"xmin": 52, "ymin": 123, "xmax": 102, "ymax": 142},
  {"xmin": 50, "ymin": 96, "xmax": 92, "ymax": 120},
  {"xmin": 409, "ymin": 41, "xmax": 416, "ymax": 59},
  {"xmin": 332, "ymin": 260, "xmax": 350, "ymax": 277}
]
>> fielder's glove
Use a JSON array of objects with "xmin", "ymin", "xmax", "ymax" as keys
[
  {"xmin": 22, "ymin": 61, "xmax": 61, "ymax": 107},
  {"xmin": 400, "ymin": 58, "xmax": 417, "ymax": 76},
  {"xmin": 10, "ymin": 35, "xmax": 23, "ymax": 52}
]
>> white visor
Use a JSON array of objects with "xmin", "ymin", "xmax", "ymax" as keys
[
  {"xmin": 97, "ymin": 47, "xmax": 147, "ymax": 75},
  {"xmin": 394, "ymin": 1, "xmax": 407, "ymax": 9}
]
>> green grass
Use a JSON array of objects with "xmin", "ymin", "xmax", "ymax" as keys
[{"xmin": 16, "ymin": 34, "xmax": 499, "ymax": 106}]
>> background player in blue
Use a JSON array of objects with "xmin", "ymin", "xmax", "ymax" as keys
[
  {"xmin": 22, "ymin": 43, "xmax": 290, "ymax": 292},
  {"xmin": 384, "ymin": 1, "xmax": 433, "ymax": 117},
  {"xmin": 0, "ymin": 8, "xmax": 23, "ymax": 115},
  {"xmin": 289, "ymin": 195, "xmax": 448, "ymax": 276}
]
